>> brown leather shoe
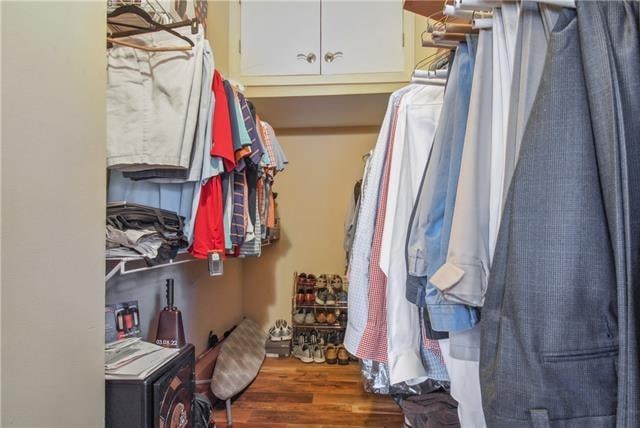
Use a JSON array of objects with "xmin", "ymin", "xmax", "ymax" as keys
[
  {"xmin": 337, "ymin": 346, "xmax": 349, "ymax": 365},
  {"xmin": 315, "ymin": 310, "xmax": 327, "ymax": 324},
  {"xmin": 325, "ymin": 345, "xmax": 338, "ymax": 364},
  {"xmin": 325, "ymin": 311, "xmax": 337, "ymax": 325}
]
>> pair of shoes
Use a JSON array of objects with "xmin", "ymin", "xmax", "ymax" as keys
[
  {"xmin": 292, "ymin": 335, "xmax": 314, "ymax": 363},
  {"xmin": 315, "ymin": 287, "xmax": 337, "ymax": 305},
  {"xmin": 292, "ymin": 309, "xmax": 316, "ymax": 325},
  {"xmin": 268, "ymin": 320, "xmax": 293, "ymax": 341},
  {"xmin": 296, "ymin": 273, "xmax": 317, "ymax": 305},
  {"xmin": 293, "ymin": 308, "xmax": 305, "ymax": 324},
  {"xmin": 325, "ymin": 344, "xmax": 348, "ymax": 365},
  {"xmin": 315, "ymin": 287, "xmax": 328, "ymax": 305},
  {"xmin": 325, "ymin": 331, "xmax": 338, "ymax": 346},
  {"xmin": 314, "ymin": 309, "xmax": 337, "ymax": 324},
  {"xmin": 325, "ymin": 345, "xmax": 349, "ymax": 365},
  {"xmin": 297, "ymin": 272, "xmax": 317, "ymax": 288},
  {"xmin": 292, "ymin": 332, "xmax": 324, "ymax": 363},
  {"xmin": 326, "ymin": 331, "xmax": 345, "ymax": 346}
]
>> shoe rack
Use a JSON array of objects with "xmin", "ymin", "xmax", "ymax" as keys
[{"xmin": 290, "ymin": 272, "xmax": 348, "ymax": 337}]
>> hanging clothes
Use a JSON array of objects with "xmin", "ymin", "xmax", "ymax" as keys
[
  {"xmin": 107, "ymin": 26, "xmax": 205, "ymax": 171},
  {"xmin": 344, "ymin": 85, "xmax": 416, "ymax": 357},
  {"xmin": 405, "ymin": 40, "xmax": 479, "ymax": 335},
  {"xmin": 106, "ymin": 31, "xmax": 287, "ymax": 259},
  {"xmin": 480, "ymin": 2, "xmax": 640, "ymax": 426},
  {"xmin": 380, "ymin": 85, "xmax": 444, "ymax": 386}
]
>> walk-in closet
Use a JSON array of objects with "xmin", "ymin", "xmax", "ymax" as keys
[{"xmin": 1, "ymin": 0, "xmax": 639, "ymax": 427}]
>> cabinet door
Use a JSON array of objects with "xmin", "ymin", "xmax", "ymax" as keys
[
  {"xmin": 321, "ymin": 0, "xmax": 404, "ymax": 75},
  {"xmin": 240, "ymin": 0, "xmax": 321, "ymax": 76}
]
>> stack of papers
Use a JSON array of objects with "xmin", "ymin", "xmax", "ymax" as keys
[{"xmin": 105, "ymin": 338, "xmax": 179, "ymax": 380}]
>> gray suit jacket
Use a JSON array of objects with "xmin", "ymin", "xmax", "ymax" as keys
[{"xmin": 480, "ymin": 3, "xmax": 640, "ymax": 426}]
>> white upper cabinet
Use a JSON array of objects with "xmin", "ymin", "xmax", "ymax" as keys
[
  {"xmin": 321, "ymin": 1, "xmax": 404, "ymax": 75},
  {"xmin": 229, "ymin": 0, "xmax": 414, "ymax": 96},
  {"xmin": 240, "ymin": 0, "xmax": 321, "ymax": 76}
]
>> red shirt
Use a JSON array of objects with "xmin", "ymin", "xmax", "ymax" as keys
[
  {"xmin": 190, "ymin": 175, "xmax": 225, "ymax": 259},
  {"xmin": 211, "ymin": 70, "xmax": 236, "ymax": 172}
]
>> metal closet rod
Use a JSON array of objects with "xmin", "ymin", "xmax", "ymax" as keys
[{"xmin": 452, "ymin": 0, "xmax": 575, "ymax": 10}]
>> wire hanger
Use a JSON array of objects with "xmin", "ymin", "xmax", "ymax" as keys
[{"xmin": 107, "ymin": 5, "xmax": 196, "ymax": 52}]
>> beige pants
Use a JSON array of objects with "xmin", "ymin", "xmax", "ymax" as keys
[{"xmin": 107, "ymin": 26, "xmax": 204, "ymax": 171}]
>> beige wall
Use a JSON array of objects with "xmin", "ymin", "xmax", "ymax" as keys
[
  {"xmin": 243, "ymin": 127, "xmax": 377, "ymax": 328},
  {"xmin": 107, "ymin": 259, "xmax": 244, "ymax": 355},
  {"xmin": 1, "ymin": 2, "xmax": 106, "ymax": 427}
]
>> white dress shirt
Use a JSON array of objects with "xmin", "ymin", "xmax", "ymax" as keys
[
  {"xmin": 379, "ymin": 85, "xmax": 444, "ymax": 385},
  {"xmin": 344, "ymin": 85, "xmax": 417, "ymax": 354}
]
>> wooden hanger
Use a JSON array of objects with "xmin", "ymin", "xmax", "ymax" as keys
[
  {"xmin": 432, "ymin": 30, "xmax": 467, "ymax": 42},
  {"xmin": 445, "ymin": 22, "xmax": 479, "ymax": 34}
]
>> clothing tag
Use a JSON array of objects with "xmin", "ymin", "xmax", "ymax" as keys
[
  {"xmin": 208, "ymin": 252, "xmax": 223, "ymax": 276},
  {"xmin": 430, "ymin": 262, "xmax": 465, "ymax": 292}
]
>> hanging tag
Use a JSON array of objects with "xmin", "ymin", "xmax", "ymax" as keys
[{"xmin": 208, "ymin": 251, "xmax": 223, "ymax": 276}]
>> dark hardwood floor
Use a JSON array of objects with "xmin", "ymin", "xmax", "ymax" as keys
[{"xmin": 214, "ymin": 357, "xmax": 405, "ymax": 428}]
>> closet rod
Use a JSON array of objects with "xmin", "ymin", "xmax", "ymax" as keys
[
  {"xmin": 473, "ymin": 18, "xmax": 494, "ymax": 29},
  {"xmin": 443, "ymin": 5, "xmax": 475, "ymax": 19},
  {"xmin": 534, "ymin": 0, "xmax": 575, "ymax": 8},
  {"xmin": 422, "ymin": 40, "xmax": 457, "ymax": 49},
  {"xmin": 455, "ymin": 0, "xmax": 500, "ymax": 11}
]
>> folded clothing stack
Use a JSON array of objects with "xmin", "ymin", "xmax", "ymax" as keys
[{"xmin": 106, "ymin": 202, "xmax": 188, "ymax": 265}]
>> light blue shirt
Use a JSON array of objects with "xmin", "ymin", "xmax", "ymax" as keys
[{"xmin": 405, "ymin": 42, "xmax": 480, "ymax": 332}]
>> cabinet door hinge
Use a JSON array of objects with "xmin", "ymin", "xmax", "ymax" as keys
[
  {"xmin": 239, "ymin": 39, "xmax": 241, "ymax": 54},
  {"xmin": 402, "ymin": 32, "xmax": 405, "ymax": 47}
]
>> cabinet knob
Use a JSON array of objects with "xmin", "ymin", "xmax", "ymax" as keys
[
  {"xmin": 296, "ymin": 53, "xmax": 317, "ymax": 63},
  {"xmin": 324, "ymin": 51, "xmax": 344, "ymax": 63}
]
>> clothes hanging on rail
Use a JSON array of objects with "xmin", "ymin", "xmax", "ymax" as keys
[
  {"xmin": 481, "ymin": 2, "xmax": 640, "ymax": 426},
  {"xmin": 107, "ymin": 26, "xmax": 205, "ymax": 171},
  {"xmin": 344, "ymin": 62, "xmax": 453, "ymax": 403},
  {"xmin": 405, "ymin": 39, "xmax": 478, "ymax": 336},
  {"xmin": 355, "ymin": 1, "xmax": 639, "ymax": 427},
  {"xmin": 348, "ymin": 1, "xmax": 640, "ymax": 426},
  {"xmin": 106, "ymin": 29, "xmax": 287, "ymax": 261}
]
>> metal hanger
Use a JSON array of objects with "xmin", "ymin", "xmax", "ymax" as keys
[{"xmin": 107, "ymin": 5, "xmax": 196, "ymax": 52}]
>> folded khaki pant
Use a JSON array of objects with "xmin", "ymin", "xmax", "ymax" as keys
[{"xmin": 107, "ymin": 26, "xmax": 204, "ymax": 171}]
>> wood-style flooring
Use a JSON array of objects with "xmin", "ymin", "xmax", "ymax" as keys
[{"xmin": 214, "ymin": 357, "xmax": 405, "ymax": 428}]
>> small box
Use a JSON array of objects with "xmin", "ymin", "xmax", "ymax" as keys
[
  {"xmin": 266, "ymin": 340, "xmax": 291, "ymax": 350},
  {"xmin": 266, "ymin": 340, "xmax": 291, "ymax": 358},
  {"xmin": 105, "ymin": 301, "xmax": 141, "ymax": 344}
]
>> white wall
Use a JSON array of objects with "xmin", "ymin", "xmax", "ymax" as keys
[{"xmin": 1, "ymin": 2, "xmax": 106, "ymax": 427}]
